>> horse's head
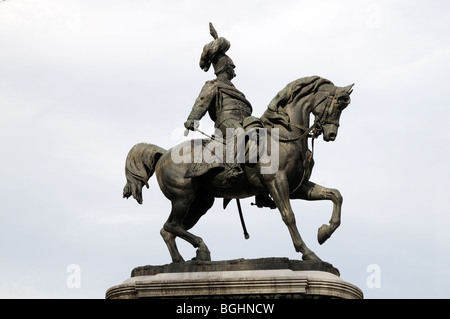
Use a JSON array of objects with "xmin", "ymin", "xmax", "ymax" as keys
[{"xmin": 313, "ymin": 84, "xmax": 354, "ymax": 142}]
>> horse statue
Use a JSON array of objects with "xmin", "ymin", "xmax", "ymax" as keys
[{"xmin": 123, "ymin": 75, "xmax": 353, "ymax": 262}]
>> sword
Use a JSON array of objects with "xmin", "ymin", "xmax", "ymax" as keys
[
  {"xmin": 184, "ymin": 127, "xmax": 225, "ymax": 144},
  {"xmin": 236, "ymin": 199, "xmax": 250, "ymax": 240}
]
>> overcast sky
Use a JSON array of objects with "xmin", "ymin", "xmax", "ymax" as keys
[{"xmin": 1, "ymin": 0, "xmax": 449, "ymax": 299}]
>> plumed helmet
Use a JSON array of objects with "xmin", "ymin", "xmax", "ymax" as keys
[
  {"xmin": 199, "ymin": 23, "xmax": 231, "ymax": 73},
  {"xmin": 199, "ymin": 37, "xmax": 230, "ymax": 72}
]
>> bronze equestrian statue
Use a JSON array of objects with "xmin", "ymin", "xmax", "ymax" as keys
[{"xmin": 123, "ymin": 24, "xmax": 354, "ymax": 263}]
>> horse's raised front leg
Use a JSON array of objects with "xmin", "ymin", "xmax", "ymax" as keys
[
  {"xmin": 292, "ymin": 181, "xmax": 342, "ymax": 245},
  {"xmin": 265, "ymin": 175, "xmax": 321, "ymax": 261}
]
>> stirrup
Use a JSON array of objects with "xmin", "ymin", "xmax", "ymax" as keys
[{"xmin": 251, "ymin": 194, "xmax": 277, "ymax": 209}]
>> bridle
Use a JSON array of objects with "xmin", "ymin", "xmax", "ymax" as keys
[{"xmin": 277, "ymin": 88, "xmax": 340, "ymax": 143}]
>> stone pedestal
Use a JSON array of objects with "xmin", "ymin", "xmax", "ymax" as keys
[{"xmin": 106, "ymin": 258, "xmax": 363, "ymax": 299}]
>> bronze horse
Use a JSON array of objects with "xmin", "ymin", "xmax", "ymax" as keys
[{"xmin": 123, "ymin": 76, "xmax": 353, "ymax": 262}]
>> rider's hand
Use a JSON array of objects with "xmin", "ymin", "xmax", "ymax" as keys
[{"xmin": 184, "ymin": 120, "xmax": 197, "ymax": 131}]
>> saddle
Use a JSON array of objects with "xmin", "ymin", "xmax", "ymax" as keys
[{"xmin": 184, "ymin": 116, "xmax": 264, "ymax": 178}]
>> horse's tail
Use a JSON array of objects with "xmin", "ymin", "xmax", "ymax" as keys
[{"xmin": 123, "ymin": 143, "xmax": 166, "ymax": 204}]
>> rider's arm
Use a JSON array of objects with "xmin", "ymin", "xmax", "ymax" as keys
[{"xmin": 185, "ymin": 81, "xmax": 217, "ymax": 130}]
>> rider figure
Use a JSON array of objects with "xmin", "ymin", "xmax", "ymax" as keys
[
  {"xmin": 184, "ymin": 27, "xmax": 251, "ymax": 183},
  {"xmin": 184, "ymin": 24, "xmax": 276, "ymax": 209}
]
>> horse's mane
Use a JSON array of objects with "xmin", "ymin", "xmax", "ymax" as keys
[
  {"xmin": 267, "ymin": 76, "xmax": 333, "ymax": 110},
  {"xmin": 261, "ymin": 76, "xmax": 334, "ymax": 129}
]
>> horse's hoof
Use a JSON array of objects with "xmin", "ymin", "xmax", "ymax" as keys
[
  {"xmin": 318, "ymin": 224, "xmax": 331, "ymax": 245},
  {"xmin": 195, "ymin": 249, "xmax": 211, "ymax": 262},
  {"xmin": 171, "ymin": 257, "xmax": 185, "ymax": 263},
  {"xmin": 302, "ymin": 251, "xmax": 322, "ymax": 261}
]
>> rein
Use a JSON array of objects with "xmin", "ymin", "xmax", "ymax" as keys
[{"xmin": 275, "ymin": 122, "xmax": 317, "ymax": 143}]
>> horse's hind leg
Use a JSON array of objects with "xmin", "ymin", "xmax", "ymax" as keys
[
  {"xmin": 160, "ymin": 228, "xmax": 184, "ymax": 262},
  {"xmin": 163, "ymin": 196, "xmax": 212, "ymax": 262},
  {"xmin": 183, "ymin": 193, "xmax": 215, "ymax": 261}
]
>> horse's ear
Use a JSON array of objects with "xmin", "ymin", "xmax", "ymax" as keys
[
  {"xmin": 344, "ymin": 83, "xmax": 354, "ymax": 95},
  {"xmin": 336, "ymin": 84, "xmax": 354, "ymax": 110}
]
